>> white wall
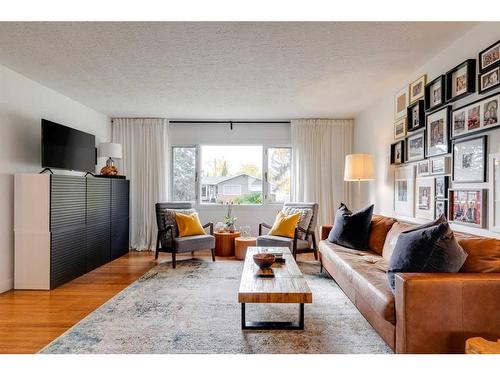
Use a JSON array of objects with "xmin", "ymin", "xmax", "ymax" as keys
[
  {"xmin": 169, "ymin": 122, "xmax": 291, "ymax": 235},
  {"xmin": 0, "ymin": 64, "xmax": 110, "ymax": 292},
  {"xmin": 354, "ymin": 22, "xmax": 500, "ymax": 237}
]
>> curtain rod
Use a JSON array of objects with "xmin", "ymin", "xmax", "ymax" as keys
[{"xmin": 169, "ymin": 120, "xmax": 291, "ymax": 124}]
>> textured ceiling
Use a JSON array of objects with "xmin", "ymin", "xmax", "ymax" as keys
[{"xmin": 0, "ymin": 22, "xmax": 476, "ymax": 119}]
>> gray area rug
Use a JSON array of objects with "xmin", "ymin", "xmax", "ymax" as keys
[{"xmin": 41, "ymin": 259, "xmax": 392, "ymax": 354}]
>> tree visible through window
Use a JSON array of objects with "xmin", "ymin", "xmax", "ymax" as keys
[
  {"xmin": 172, "ymin": 146, "xmax": 196, "ymax": 201},
  {"xmin": 267, "ymin": 147, "xmax": 291, "ymax": 203}
]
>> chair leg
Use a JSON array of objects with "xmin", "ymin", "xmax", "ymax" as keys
[
  {"xmin": 314, "ymin": 248, "xmax": 319, "ymax": 260},
  {"xmin": 211, "ymin": 248, "xmax": 216, "ymax": 262},
  {"xmin": 191, "ymin": 251, "xmax": 195, "ymax": 258},
  {"xmin": 319, "ymin": 253, "xmax": 323, "ymax": 273},
  {"xmin": 155, "ymin": 249, "xmax": 159, "ymax": 260},
  {"xmin": 172, "ymin": 252, "xmax": 176, "ymax": 269}
]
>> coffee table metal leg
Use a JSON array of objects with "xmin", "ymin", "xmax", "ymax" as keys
[{"xmin": 241, "ymin": 303, "xmax": 305, "ymax": 330}]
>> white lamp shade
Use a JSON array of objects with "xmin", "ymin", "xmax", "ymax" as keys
[
  {"xmin": 99, "ymin": 142, "xmax": 122, "ymax": 159},
  {"xmin": 344, "ymin": 154, "xmax": 375, "ymax": 181}
]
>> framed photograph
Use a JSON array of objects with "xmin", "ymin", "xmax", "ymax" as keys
[
  {"xmin": 452, "ymin": 135, "xmax": 487, "ymax": 183},
  {"xmin": 406, "ymin": 130, "xmax": 425, "ymax": 162},
  {"xmin": 430, "ymin": 155, "xmax": 452, "ymax": 175},
  {"xmin": 407, "ymin": 100, "xmax": 425, "ymax": 132},
  {"xmin": 451, "ymin": 92, "xmax": 500, "ymax": 139},
  {"xmin": 426, "ymin": 106, "xmax": 451, "ymax": 157},
  {"xmin": 449, "ymin": 188, "xmax": 487, "ymax": 228},
  {"xmin": 417, "ymin": 160, "xmax": 430, "ymax": 176},
  {"xmin": 445, "ymin": 59, "xmax": 476, "ymax": 103},
  {"xmin": 394, "ymin": 165, "xmax": 415, "ymax": 217},
  {"xmin": 394, "ymin": 117, "xmax": 407, "ymax": 140},
  {"xmin": 478, "ymin": 66, "xmax": 500, "ymax": 95},
  {"xmin": 425, "ymin": 75, "xmax": 445, "ymax": 111},
  {"xmin": 390, "ymin": 140, "xmax": 405, "ymax": 165},
  {"xmin": 434, "ymin": 175, "xmax": 449, "ymax": 199},
  {"xmin": 479, "ymin": 40, "xmax": 500, "ymax": 73},
  {"xmin": 488, "ymin": 153, "xmax": 500, "ymax": 232},
  {"xmin": 435, "ymin": 199, "xmax": 448, "ymax": 219},
  {"xmin": 394, "ymin": 86, "xmax": 409, "ymax": 120},
  {"xmin": 409, "ymin": 74, "xmax": 426, "ymax": 103},
  {"xmin": 415, "ymin": 177, "xmax": 435, "ymax": 220}
]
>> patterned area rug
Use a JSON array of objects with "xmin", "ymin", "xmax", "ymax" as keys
[{"xmin": 41, "ymin": 259, "xmax": 392, "ymax": 354}]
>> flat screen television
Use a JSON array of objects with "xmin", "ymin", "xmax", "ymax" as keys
[{"xmin": 41, "ymin": 119, "xmax": 96, "ymax": 172}]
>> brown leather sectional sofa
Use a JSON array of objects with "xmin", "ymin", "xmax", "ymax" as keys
[{"xmin": 319, "ymin": 215, "xmax": 500, "ymax": 354}]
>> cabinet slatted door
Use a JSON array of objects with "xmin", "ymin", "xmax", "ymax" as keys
[
  {"xmin": 111, "ymin": 180, "xmax": 130, "ymax": 260},
  {"xmin": 86, "ymin": 178, "xmax": 111, "ymax": 271},
  {"xmin": 50, "ymin": 175, "xmax": 87, "ymax": 289}
]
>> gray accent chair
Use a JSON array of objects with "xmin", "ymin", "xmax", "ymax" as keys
[
  {"xmin": 155, "ymin": 202, "xmax": 215, "ymax": 268},
  {"xmin": 257, "ymin": 202, "xmax": 319, "ymax": 260}
]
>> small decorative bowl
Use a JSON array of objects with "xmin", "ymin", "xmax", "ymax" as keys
[{"xmin": 253, "ymin": 253, "xmax": 276, "ymax": 269}]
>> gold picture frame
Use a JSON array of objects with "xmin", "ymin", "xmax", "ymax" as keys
[{"xmin": 409, "ymin": 74, "xmax": 427, "ymax": 103}]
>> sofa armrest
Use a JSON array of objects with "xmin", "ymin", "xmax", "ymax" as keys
[
  {"xmin": 395, "ymin": 273, "xmax": 500, "ymax": 354},
  {"xmin": 320, "ymin": 225, "xmax": 332, "ymax": 240}
]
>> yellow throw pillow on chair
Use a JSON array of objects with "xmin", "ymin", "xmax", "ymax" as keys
[
  {"xmin": 175, "ymin": 212, "xmax": 206, "ymax": 237},
  {"xmin": 269, "ymin": 211, "xmax": 301, "ymax": 238}
]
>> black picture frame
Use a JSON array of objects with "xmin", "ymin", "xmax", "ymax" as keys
[
  {"xmin": 426, "ymin": 106, "xmax": 451, "ymax": 157},
  {"xmin": 445, "ymin": 59, "xmax": 476, "ymax": 103},
  {"xmin": 406, "ymin": 130, "xmax": 426, "ymax": 162},
  {"xmin": 478, "ymin": 66, "xmax": 500, "ymax": 95},
  {"xmin": 390, "ymin": 140, "xmax": 405, "ymax": 165},
  {"xmin": 452, "ymin": 135, "xmax": 487, "ymax": 183},
  {"xmin": 434, "ymin": 175, "xmax": 449, "ymax": 199},
  {"xmin": 406, "ymin": 100, "xmax": 425, "ymax": 132},
  {"xmin": 435, "ymin": 199, "xmax": 448, "ymax": 219},
  {"xmin": 478, "ymin": 40, "xmax": 500, "ymax": 73},
  {"xmin": 425, "ymin": 75, "xmax": 446, "ymax": 112}
]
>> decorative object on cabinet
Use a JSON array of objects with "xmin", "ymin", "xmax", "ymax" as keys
[
  {"xmin": 445, "ymin": 59, "xmax": 476, "ymax": 103},
  {"xmin": 425, "ymin": 75, "xmax": 446, "ymax": 111},
  {"xmin": 416, "ymin": 160, "xmax": 430, "ymax": 177},
  {"xmin": 394, "ymin": 117, "xmax": 407, "ymax": 139},
  {"xmin": 415, "ymin": 177, "xmax": 435, "ymax": 220},
  {"xmin": 449, "ymin": 188, "xmax": 487, "ymax": 228},
  {"xmin": 452, "ymin": 135, "xmax": 487, "ymax": 183},
  {"xmin": 489, "ymin": 153, "xmax": 500, "ymax": 233},
  {"xmin": 435, "ymin": 199, "xmax": 448, "ymax": 219},
  {"xmin": 407, "ymin": 100, "xmax": 425, "ymax": 132},
  {"xmin": 430, "ymin": 155, "xmax": 452, "ymax": 175},
  {"xmin": 394, "ymin": 86, "xmax": 409, "ymax": 120},
  {"xmin": 99, "ymin": 142, "xmax": 123, "ymax": 176},
  {"xmin": 409, "ymin": 74, "xmax": 426, "ymax": 103},
  {"xmin": 426, "ymin": 106, "xmax": 451, "ymax": 157},
  {"xmin": 394, "ymin": 165, "xmax": 415, "ymax": 217},
  {"xmin": 435, "ymin": 175, "xmax": 449, "ymax": 199},
  {"xmin": 406, "ymin": 130, "xmax": 425, "ymax": 162},
  {"xmin": 478, "ymin": 40, "xmax": 500, "ymax": 73},
  {"xmin": 390, "ymin": 140, "xmax": 405, "ymax": 165},
  {"xmin": 478, "ymin": 66, "xmax": 500, "ymax": 95},
  {"xmin": 451, "ymin": 92, "xmax": 499, "ymax": 139}
]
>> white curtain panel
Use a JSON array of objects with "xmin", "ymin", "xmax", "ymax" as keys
[
  {"xmin": 291, "ymin": 119, "xmax": 353, "ymax": 229},
  {"xmin": 112, "ymin": 118, "xmax": 169, "ymax": 250}
]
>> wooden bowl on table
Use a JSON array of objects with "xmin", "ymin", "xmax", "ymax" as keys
[{"xmin": 253, "ymin": 253, "xmax": 276, "ymax": 269}]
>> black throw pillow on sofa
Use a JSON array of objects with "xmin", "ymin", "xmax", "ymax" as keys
[
  {"xmin": 328, "ymin": 203, "xmax": 374, "ymax": 250},
  {"xmin": 387, "ymin": 220, "xmax": 468, "ymax": 292}
]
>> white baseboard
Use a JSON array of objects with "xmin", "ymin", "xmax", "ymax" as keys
[{"xmin": 0, "ymin": 277, "xmax": 13, "ymax": 294}]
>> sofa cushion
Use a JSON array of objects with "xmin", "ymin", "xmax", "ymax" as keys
[
  {"xmin": 368, "ymin": 215, "xmax": 397, "ymax": 255},
  {"xmin": 282, "ymin": 206, "xmax": 313, "ymax": 240},
  {"xmin": 256, "ymin": 235, "xmax": 310, "ymax": 250},
  {"xmin": 455, "ymin": 234, "xmax": 500, "ymax": 273},
  {"xmin": 328, "ymin": 203, "xmax": 374, "ymax": 250},
  {"xmin": 382, "ymin": 221, "xmax": 417, "ymax": 261}
]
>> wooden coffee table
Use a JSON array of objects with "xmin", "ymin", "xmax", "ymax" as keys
[{"xmin": 238, "ymin": 246, "xmax": 312, "ymax": 330}]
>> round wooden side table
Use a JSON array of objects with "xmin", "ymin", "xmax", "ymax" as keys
[
  {"xmin": 234, "ymin": 237, "xmax": 257, "ymax": 260},
  {"xmin": 214, "ymin": 231, "xmax": 240, "ymax": 257}
]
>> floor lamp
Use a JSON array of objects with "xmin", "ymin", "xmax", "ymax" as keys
[{"xmin": 344, "ymin": 154, "xmax": 375, "ymax": 210}]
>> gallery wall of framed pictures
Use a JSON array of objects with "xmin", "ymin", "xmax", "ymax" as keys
[{"xmin": 391, "ymin": 38, "xmax": 500, "ymax": 231}]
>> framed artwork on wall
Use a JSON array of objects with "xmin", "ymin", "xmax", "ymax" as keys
[
  {"xmin": 417, "ymin": 160, "xmax": 430, "ymax": 177},
  {"xmin": 430, "ymin": 155, "xmax": 452, "ymax": 175},
  {"xmin": 425, "ymin": 75, "xmax": 446, "ymax": 111},
  {"xmin": 452, "ymin": 135, "xmax": 487, "ymax": 183},
  {"xmin": 451, "ymin": 93, "xmax": 500, "ymax": 139},
  {"xmin": 435, "ymin": 199, "xmax": 448, "ymax": 219},
  {"xmin": 394, "ymin": 86, "xmax": 409, "ymax": 120},
  {"xmin": 478, "ymin": 40, "xmax": 500, "ymax": 73},
  {"xmin": 449, "ymin": 188, "xmax": 487, "ymax": 228},
  {"xmin": 426, "ymin": 106, "xmax": 451, "ymax": 157},
  {"xmin": 394, "ymin": 165, "xmax": 415, "ymax": 217},
  {"xmin": 407, "ymin": 100, "xmax": 425, "ymax": 132},
  {"xmin": 478, "ymin": 66, "xmax": 500, "ymax": 95},
  {"xmin": 409, "ymin": 75, "xmax": 426, "ymax": 103},
  {"xmin": 445, "ymin": 59, "xmax": 476, "ymax": 103},
  {"xmin": 394, "ymin": 117, "xmax": 407, "ymax": 139},
  {"xmin": 415, "ymin": 177, "xmax": 435, "ymax": 220},
  {"xmin": 406, "ymin": 130, "xmax": 426, "ymax": 162},
  {"xmin": 390, "ymin": 140, "xmax": 405, "ymax": 165},
  {"xmin": 488, "ymin": 153, "xmax": 500, "ymax": 233},
  {"xmin": 434, "ymin": 175, "xmax": 449, "ymax": 199}
]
